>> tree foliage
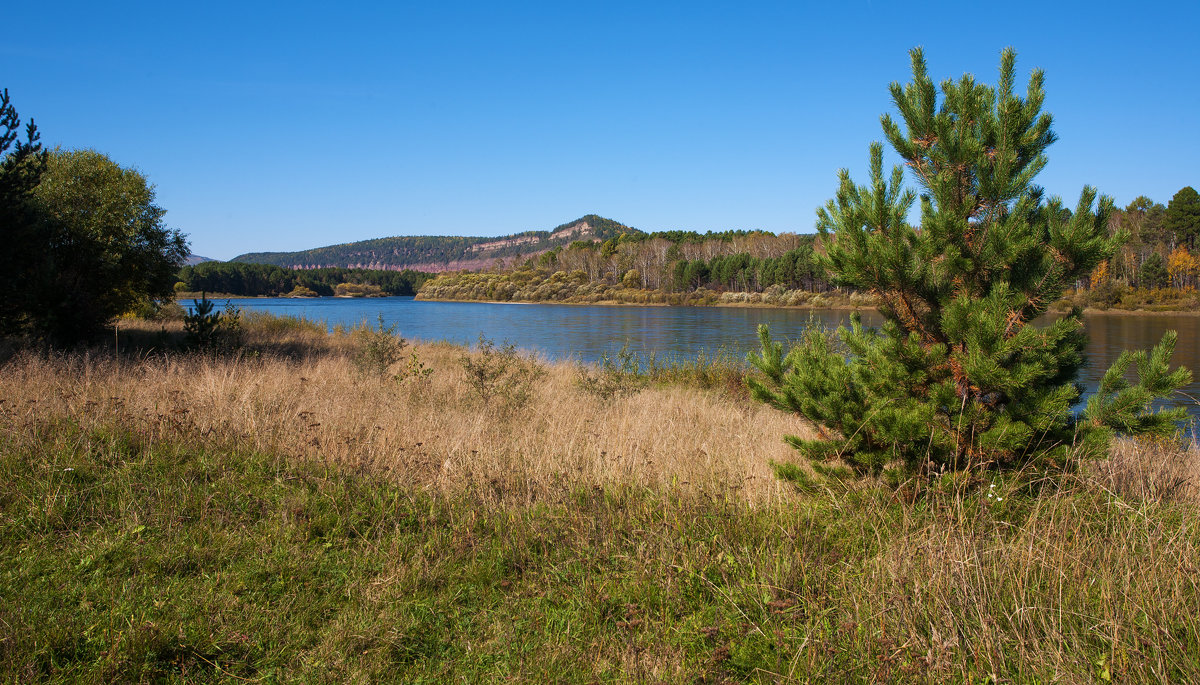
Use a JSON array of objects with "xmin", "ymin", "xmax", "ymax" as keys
[
  {"xmin": 1138, "ymin": 252, "xmax": 1169, "ymax": 289},
  {"xmin": 749, "ymin": 49, "xmax": 1190, "ymax": 480},
  {"xmin": 25, "ymin": 149, "xmax": 189, "ymax": 343}
]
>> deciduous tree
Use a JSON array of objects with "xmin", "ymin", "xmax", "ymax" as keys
[
  {"xmin": 1167, "ymin": 245, "xmax": 1197, "ymax": 290},
  {"xmin": 24, "ymin": 147, "xmax": 188, "ymax": 343}
]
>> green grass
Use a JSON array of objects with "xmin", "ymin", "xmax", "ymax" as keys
[{"xmin": 3, "ymin": 416, "xmax": 1199, "ymax": 682}]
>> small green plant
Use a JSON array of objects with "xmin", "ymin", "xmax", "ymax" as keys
[
  {"xmin": 396, "ymin": 350, "xmax": 434, "ymax": 384},
  {"xmin": 183, "ymin": 294, "xmax": 243, "ymax": 351},
  {"xmin": 351, "ymin": 315, "xmax": 406, "ymax": 378},
  {"xmin": 183, "ymin": 293, "xmax": 221, "ymax": 348},
  {"xmin": 577, "ymin": 344, "xmax": 648, "ymax": 400},
  {"xmin": 219, "ymin": 299, "xmax": 243, "ymax": 349},
  {"xmin": 459, "ymin": 335, "xmax": 545, "ymax": 411}
]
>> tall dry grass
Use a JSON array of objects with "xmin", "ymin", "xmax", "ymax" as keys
[
  {"xmin": 1096, "ymin": 436, "xmax": 1200, "ymax": 503},
  {"xmin": 6, "ymin": 316, "xmax": 1198, "ymax": 509},
  {"xmin": 2, "ymin": 318, "xmax": 808, "ymax": 505}
]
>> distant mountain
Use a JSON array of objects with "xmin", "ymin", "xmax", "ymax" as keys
[
  {"xmin": 230, "ymin": 215, "xmax": 636, "ymax": 272},
  {"xmin": 184, "ymin": 254, "xmax": 216, "ymax": 265}
]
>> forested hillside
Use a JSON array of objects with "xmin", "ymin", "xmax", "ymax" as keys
[
  {"xmin": 416, "ymin": 187, "xmax": 1200, "ymax": 310},
  {"xmin": 221, "ymin": 190, "xmax": 1200, "ymax": 309},
  {"xmin": 417, "ymin": 230, "xmax": 846, "ymax": 305},
  {"xmin": 230, "ymin": 215, "xmax": 636, "ymax": 272}
]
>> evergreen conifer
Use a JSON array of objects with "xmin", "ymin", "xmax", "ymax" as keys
[
  {"xmin": 749, "ymin": 49, "xmax": 1190, "ymax": 479},
  {"xmin": 1164, "ymin": 186, "xmax": 1200, "ymax": 249},
  {"xmin": 1138, "ymin": 252, "xmax": 1169, "ymax": 289}
]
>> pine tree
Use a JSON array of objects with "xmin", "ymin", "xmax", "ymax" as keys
[
  {"xmin": 749, "ymin": 49, "xmax": 1190, "ymax": 479},
  {"xmin": 1164, "ymin": 186, "xmax": 1200, "ymax": 249},
  {"xmin": 0, "ymin": 88, "xmax": 48, "ymax": 338},
  {"xmin": 1138, "ymin": 252, "xmax": 1169, "ymax": 289}
]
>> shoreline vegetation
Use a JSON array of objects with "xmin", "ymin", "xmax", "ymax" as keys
[
  {"xmin": 175, "ymin": 283, "xmax": 1200, "ymax": 316},
  {"xmin": 3, "ymin": 311, "xmax": 1199, "ymax": 681},
  {"xmin": 413, "ymin": 262, "xmax": 1200, "ymax": 314},
  {"xmin": 174, "ymin": 262, "xmax": 430, "ymax": 300}
]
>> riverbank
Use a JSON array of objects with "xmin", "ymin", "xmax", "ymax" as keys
[
  {"xmin": 417, "ymin": 291, "xmax": 1200, "ymax": 316},
  {"xmin": 2, "ymin": 314, "xmax": 1199, "ymax": 681},
  {"xmin": 416, "ymin": 268, "xmax": 1200, "ymax": 314},
  {"xmin": 178, "ymin": 286, "xmax": 1200, "ymax": 316}
]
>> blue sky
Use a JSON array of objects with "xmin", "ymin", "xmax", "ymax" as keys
[{"xmin": 3, "ymin": 1, "xmax": 1197, "ymax": 260}]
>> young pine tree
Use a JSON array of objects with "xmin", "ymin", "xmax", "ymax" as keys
[{"xmin": 750, "ymin": 48, "xmax": 1190, "ymax": 479}]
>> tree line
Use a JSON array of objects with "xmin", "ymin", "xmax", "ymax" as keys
[
  {"xmin": 177, "ymin": 261, "xmax": 431, "ymax": 297},
  {"xmin": 523, "ymin": 230, "xmax": 831, "ymax": 292},
  {"xmin": 418, "ymin": 190, "xmax": 1199, "ymax": 307},
  {"xmin": 1098, "ymin": 187, "xmax": 1200, "ymax": 291},
  {"xmin": 670, "ymin": 244, "xmax": 829, "ymax": 292}
]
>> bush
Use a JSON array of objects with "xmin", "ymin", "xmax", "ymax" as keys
[
  {"xmin": 577, "ymin": 345, "xmax": 648, "ymax": 400},
  {"xmin": 350, "ymin": 315, "xmax": 406, "ymax": 377},
  {"xmin": 459, "ymin": 336, "xmax": 545, "ymax": 412},
  {"xmin": 129, "ymin": 299, "xmax": 185, "ymax": 322},
  {"xmin": 336, "ymin": 283, "xmax": 386, "ymax": 298},
  {"xmin": 286, "ymin": 284, "xmax": 319, "ymax": 297}
]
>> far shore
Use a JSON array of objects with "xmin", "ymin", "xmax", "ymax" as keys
[
  {"xmin": 173, "ymin": 292, "xmax": 1200, "ymax": 317},
  {"xmin": 413, "ymin": 294, "xmax": 1200, "ymax": 317}
]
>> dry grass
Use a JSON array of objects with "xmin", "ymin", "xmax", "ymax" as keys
[
  {"xmin": 1096, "ymin": 436, "xmax": 1200, "ymax": 503},
  {"xmin": 4, "ymin": 318, "xmax": 808, "ymax": 506}
]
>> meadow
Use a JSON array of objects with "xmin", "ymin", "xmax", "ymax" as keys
[{"xmin": 1, "ymin": 313, "xmax": 1198, "ymax": 683}]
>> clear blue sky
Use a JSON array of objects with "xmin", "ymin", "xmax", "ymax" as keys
[{"xmin": 3, "ymin": 1, "xmax": 1197, "ymax": 260}]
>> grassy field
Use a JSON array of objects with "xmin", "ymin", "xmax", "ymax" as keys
[{"xmin": 2, "ymin": 315, "xmax": 1198, "ymax": 682}]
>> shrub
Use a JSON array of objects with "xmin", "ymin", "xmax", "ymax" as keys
[
  {"xmin": 286, "ymin": 284, "xmax": 319, "ymax": 297},
  {"xmin": 577, "ymin": 345, "xmax": 648, "ymax": 400},
  {"xmin": 335, "ymin": 283, "xmax": 386, "ymax": 298},
  {"xmin": 350, "ymin": 315, "xmax": 406, "ymax": 378},
  {"xmin": 459, "ymin": 335, "xmax": 545, "ymax": 412}
]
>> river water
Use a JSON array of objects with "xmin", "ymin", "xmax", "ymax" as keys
[{"xmin": 216, "ymin": 296, "xmax": 1200, "ymax": 422}]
